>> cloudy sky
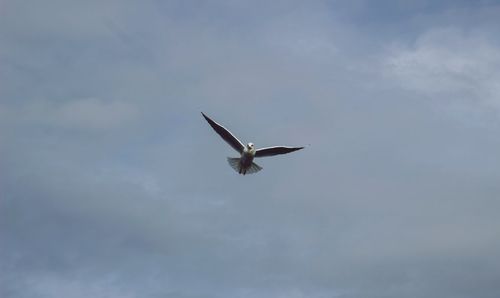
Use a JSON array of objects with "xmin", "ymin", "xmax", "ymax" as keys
[{"xmin": 2, "ymin": 1, "xmax": 500, "ymax": 297}]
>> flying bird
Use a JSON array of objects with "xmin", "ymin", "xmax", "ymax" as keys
[{"xmin": 202, "ymin": 112, "xmax": 304, "ymax": 175}]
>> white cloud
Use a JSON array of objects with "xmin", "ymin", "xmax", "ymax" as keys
[
  {"xmin": 0, "ymin": 0, "xmax": 129, "ymax": 41},
  {"xmin": 21, "ymin": 273, "xmax": 136, "ymax": 298},
  {"xmin": 2, "ymin": 98, "xmax": 138, "ymax": 131},
  {"xmin": 385, "ymin": 27, "xmax": 500, "ymax": 110},
  {"xmin": 56, "ymin": 98, "xmax": 138, "ymax": 130}
]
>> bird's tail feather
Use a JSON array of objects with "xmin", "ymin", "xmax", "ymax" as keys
[
  {"xmin": 227, "ymin": 157, "xmax": 240, "ymax": 172},
  {"xmin": 246, "ymin": 161, "xmax": 263, "ymax": 174},
  {"xmin": 227, "ymin": 157, "xmax": 262, "ymax": 175}
]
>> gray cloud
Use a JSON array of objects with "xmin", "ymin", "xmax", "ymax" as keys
[{"xmin": 2, "ymin": 1, "xmax": 500, "ymax": 298}]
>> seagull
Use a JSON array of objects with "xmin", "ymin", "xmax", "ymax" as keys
[{"xmin": 202, "ymin": 112, "xmax": 304, "ymax": 175}]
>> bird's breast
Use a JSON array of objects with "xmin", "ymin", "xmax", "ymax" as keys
[{"xmin": 240, "ymin": 151, "xmax": 254, "ymax": 167}]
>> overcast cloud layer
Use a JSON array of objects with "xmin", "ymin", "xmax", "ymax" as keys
[{"xmin": 2, "ymin": 1, "xmax": 500, "ymax": 297}]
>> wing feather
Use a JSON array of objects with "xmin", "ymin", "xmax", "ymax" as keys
[
  {"xmin": 255, "ymin": 146, "xmax": 304, "ymax": 157},
  {"xmin": 202, "ymin": 112, "xmax": 244, "ymax": 153}
]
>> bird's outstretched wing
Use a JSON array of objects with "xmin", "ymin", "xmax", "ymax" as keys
[
  {"xmin": 255, "ymin": 146, "xmax": 304, "ymax": 157},
  {"xmin": 202, "ymin": 112, "xmax": 245, "ymax": 153}
]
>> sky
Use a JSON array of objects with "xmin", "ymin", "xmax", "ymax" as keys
[{"xmin": 1, "ymin": 0, "xmax": 500, "ymax": 297}]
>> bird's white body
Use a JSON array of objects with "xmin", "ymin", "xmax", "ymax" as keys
[{"xmin": 234, "ymin": 143, "xmax": 258, "ymax": 175}]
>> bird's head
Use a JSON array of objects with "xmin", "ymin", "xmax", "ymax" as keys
[{"xmin": 247, "ymin": 143, "xmax": 254, "ymax": 149}]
